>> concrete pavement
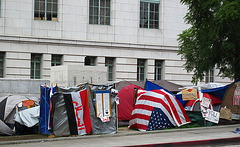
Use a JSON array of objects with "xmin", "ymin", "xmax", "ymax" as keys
[{"xmin": 1, "ymin": 124, "xmax": 240, "ymax": 146}]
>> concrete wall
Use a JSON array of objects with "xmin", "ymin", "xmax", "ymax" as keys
[
  {"xmin": 51, "ymin": 65, "xmax": 107, "ymax": 87},
  {"xmin": 0, "ymin": 78, "xmax": 50, "ymax": 98}
]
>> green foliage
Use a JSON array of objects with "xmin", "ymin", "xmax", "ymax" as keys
[{"xmin": 178, "ymin": 0, "xmax": 240, "ymax": 84}]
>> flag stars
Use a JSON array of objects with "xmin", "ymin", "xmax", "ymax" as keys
[{"xmin": 147, "ymin": 108, "xmax": 174, "ymax": 131}]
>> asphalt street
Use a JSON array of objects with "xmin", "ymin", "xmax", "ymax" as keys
[{"xmin": 1, "ymin": 124, "xmax": 240, "ymax": 147}]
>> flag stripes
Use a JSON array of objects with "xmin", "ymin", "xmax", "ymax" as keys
[{"xmin": 129, "ymin": 89, "xmax": 190, "ymax": 131}]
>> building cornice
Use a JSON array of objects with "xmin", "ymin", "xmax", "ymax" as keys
[{"xmin": 0, "ymin": 35, "xmax": 179, "ymax": 51}]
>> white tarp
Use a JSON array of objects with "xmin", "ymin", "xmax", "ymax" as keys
[{"xmin": 14, "ymin": 106, "xmax": 40, "ymax": 127}]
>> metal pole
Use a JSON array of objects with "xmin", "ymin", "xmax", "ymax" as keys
[
  {"xmin": 45, "ymin": 83, "xmax": 47, "ymax": 134},
  {"xmin": 39, "ymin": 85, "xmax": 41, "ymax": 134}
]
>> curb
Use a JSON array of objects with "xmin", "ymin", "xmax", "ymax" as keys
[
  {"xmin": 127, "ymin": 137, "xmax": 240, "ymax": 147},
  {"xmin": 0, "ymin": 124, "xmax": 239, "ymax": 145}
]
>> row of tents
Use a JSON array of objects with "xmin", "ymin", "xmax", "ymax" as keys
[
  {"xmin": 0, "ymin": 80, "xmax": 240, "ymax": 136},
  {"xmin": 117, "ymin": 80, "xmax": 240, "ymax": 127}
]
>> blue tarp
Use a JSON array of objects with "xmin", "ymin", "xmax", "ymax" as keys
[
  {"xmin": 174, "ymin": 85, "xmax": 230, "ymax": 106},
  {"xmin": 144, "ymin": 80, "xmax": 173, "ymax": 94},
  {"xmin": 40, "ymin": 86, "xmax": 55, "ymax": 135},
  {"xmin": 201, "ymin": 79, "xmax": 240, "ymax": 100},
  {"xmin": 144, "ymin": 79, "xmax": 240, "ymax": 107},
  {"xmin": 174, "ymin": 94, "xmax": 188, "ymax": 106},
  {"xmin": 201, "ymin": 85, "xmax": 230, "ymax": 100},
  {"xmin": 175, "ymin": 79, "xmax": 240, "ymax": 106}
]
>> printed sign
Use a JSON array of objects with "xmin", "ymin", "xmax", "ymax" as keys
[
  {"xmin": 182, "ymin": 88, "xmax": 198, "ymax": 100},
  {"xmin": 205, "ymin": 109, "xmax": 220, "ymax": 124},
  {"xmin": 95, "ymin": 90, "xmax": 112, "ymax": 119},
  {"xmin": 103, "ymin": 93, "xmax": 111, "ymax": 117},
  {"xmin": 233, "ymin": 85, "xmax": 240, "ymax": 105},
  {"xmin": 95, "ymin": 93, "xmax": 103, "ymax": 118}
]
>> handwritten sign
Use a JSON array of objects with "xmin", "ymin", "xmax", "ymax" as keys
[
  {"xmin": 201, "ymin": 97, "xmax": 211, "ymax": 108},
  {"xmin": 182, "ymin": 88, "xmax": 198, "ymax": 100},
  {"xmin": 205, "ymin": 109, "xmax": 220, "ymax": 124},
  {"xmin": 100, "ymin": 116, "xmax": 110, "ymax": 122}
]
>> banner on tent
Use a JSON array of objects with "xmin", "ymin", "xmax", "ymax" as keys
[
  {"xmin": 182, "ymin": 88, "xmax": 197, "ymax": 100},
  {"xmin": 233, "ymin": 85, "xmax": 240, "ymax": 105}
]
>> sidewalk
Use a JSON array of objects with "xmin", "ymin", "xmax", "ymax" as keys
[{"xmin": 1, "ymin": 124, "xmax": 240, "ymax": 146}]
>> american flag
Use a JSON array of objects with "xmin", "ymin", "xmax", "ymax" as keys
[{"xmin": 129, "ymin": 89, "xmax": 190, "ymax": 131}]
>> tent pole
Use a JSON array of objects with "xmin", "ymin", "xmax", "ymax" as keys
[
  {"xmin": 39, "ymin": 85, "xmax": 41, "ymax": 134},
  {"xmin": 144, "ymin": 78, "xmax": 148, "ymax": 89},
  {"xmin": 45, "ymin": 83, "xmax": 47, "ymax": 134},
  {"xmin": 116, "ymin": 101, "xmax": 118, "ymax": 133}
]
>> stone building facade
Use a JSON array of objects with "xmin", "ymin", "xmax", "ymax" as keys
[{"xmin": 0, "ymin": 0, "xmax": 231, "ymax": 86}]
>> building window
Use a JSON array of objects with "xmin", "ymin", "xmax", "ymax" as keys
[
  {"xmin": 206, "ymin": 69, "xmax": 215, "ymax": 83},
  {"xmin": 155, "ymin": 60, "xmax": 162, "ymax": 80},
  {"xmin": 51, "ymin": 55, "xmax": 62, "ymax": 66},
  {"xmin": 85, "ymin": 56, "xmax": 96, "ymax": 66},
  {"xmin": 140, "ymin": 1, "xmax": 159, "ymax": 29},
  {"xmin": 34, "ymin": 0, "xmax": 58, "ymax": 21},
  {"xmin": 137, "ymin": 59, "xmax": 146, "ymax": 81},
  {"xmin": 105, "ymin": 57, "xmax": 115, "ymax": 81},
  {"xmin": 31, "ymin": 54, "xmax": 42, "ymax": 79},
  {"xmin": 89, "ymin": 0, "xmax": 111, "ymax": 25},
  {"xmin": 0, "ymin": 52, "xmax": 4, "ymax": 78}
]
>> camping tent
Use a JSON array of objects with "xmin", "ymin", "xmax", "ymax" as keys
[
  {"xmin": 185, "ymin": 93, "xmax": 222, "ymax": 112},
  {"xmin": 117, "ymin": 80, "xmax": 183, "ymax": 124},
  {"xmin": 0, "ymin": 119, "xmax": 14, "ymax": 135},
  {"xmin": 0, "ymin": 95, "xmax": 39, "ymax": 135},
  {"xmin": 117, "ymin": 84, "xmax": 143, "ymax": 121},
  {"xmin": 175, "ymin": 83, "xmax": 230, "ymax": 106},
  {"xmin": 222, "ymin": 80, "xmax": 240, "ymax": 114},
  {"xmin": 48, "ymin": 88, "xmax": 91, "ymax": 136},
  {"xmin": 115, "ymin": 80, "xmax": 183, "ymax": 93},
  {"xmin": 129, "ymin": 89, "xmax": 190, "ymax": 131},
  {"xmin": 47, "ymin": 84, "xmax": 118, "ymax": 137}
]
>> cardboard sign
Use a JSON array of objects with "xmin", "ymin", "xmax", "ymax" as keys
[
  {"xmin": 220, "ymin": 107, "xmax": 232, "ymax": 120},
  {"xmin": 182, "ymin": 88, "xmax": 198, "ymax": 100},
  {"xmin": 233, "ymin": 85, "xmax": 240, "ymax": 105},
  {"xmin": 205, "ymin": 109, "xmax": 220, "ymax": 124}
]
